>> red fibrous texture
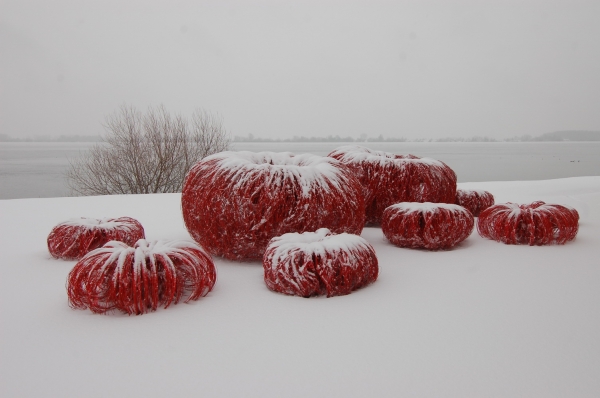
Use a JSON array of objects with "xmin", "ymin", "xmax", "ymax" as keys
[
  {"xmin": 477, "ymin": 201, "xmax": 579, "ymax": 245},
  {"xmin": 455, "ymin": 189, "xmax": 495, "ymax": 217},
  {"xmin": 382, "ymin": 203, "xmax": 474, "ymax": 250},
  {"xmin": 47, "ymin": 217, "xmax": 145, "ymax": 260},
  {"xmin": 263, "ymin": 228, "xmax": 378, "ymax": 297},
  {"xmin": 328, "ymin": 145, "xmax": 457, "ymax": 225},
  {"xmin": 181, "ymin": 151, "xmax": 366, "ymax": 261},
  {"xmin": 67, "ymin": 239, "xmax": 216, "ymax": 315}
]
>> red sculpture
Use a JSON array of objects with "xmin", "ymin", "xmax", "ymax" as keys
[
  {"xmin": 328, "ymin": 145, "xmax": 457, "ymax": 225},
  {"xmin": 477, "ymin": 201, "xmax": 579, "ymax": 245},
  {"xmin": 47, "ymin": 217, "xmax": 145, "ymax": 260},
  {"xmin": 455, "ymin": 189, "xmax": 495, "ymax": 216},
  {"xmin": 181, "ymin": 151, "xmax": 365, "ymax": 261},
  {"xmin": 67, "ymin": 240, "xmax": 216, "ymax": 315},
  {"xmin": 263, "ymin": 228, "xmax": 378, "ymax": 297},
  {"xmin": 382, "ymin": 203, "xmax": 474, "ymax": 250}
]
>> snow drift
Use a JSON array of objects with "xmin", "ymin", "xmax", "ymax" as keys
[{"xmin": 1, "ymin": 176, "xmax": 599, "ymax": 397}]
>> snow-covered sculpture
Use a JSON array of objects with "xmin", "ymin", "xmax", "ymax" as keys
[
  {"xmin": 67, "ymin": 239, "xmax": 216, "ymax": 315},
  {"xmin": 382, "ymin": 203, "xmax": 474, "ymax": 250},
  {"xmin": 328, "ymin": 145, "xmax": 457, "ymax": 225},
  {"xmin": 455, "ymin": 189, "xmax": 495, "ymax": 217},
  {"xmin": 181, "ymin": 151, "xmax": 365, "ymax": 261},
  {"xmin": 47, "ymin": 217, "xmax": 145, "ymax": 260},
  {"xmin": 263, "ymin": 228, "xmax": 378, "ymax": 297},
  {"xmin": 477, "ymin": 201, "xmax": 579, "ymax": 245}
]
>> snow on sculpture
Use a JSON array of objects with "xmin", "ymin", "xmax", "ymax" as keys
[
  {"xmin": 67, "ymin": 239, "xmax": 216, "ymax": 315},
  {"xmin": 455, "ymin": 189, "xmax": 495, "ymax": 217},
  {"xmin": 328, "ymin": 145, "xmax": 457, "ymax": 225},
  {"xmin": 382, "ymin": 202, "xmax": 474, "ymax": 250},
  {"xmin": 181, "ymin": 151, "xmax": 366, "ymax": 261},
  {"xmin": 477, "ymin": 201, "xmax": 579, "ymax": 245},
  {"xmin": 47, "ymin": 217, "xmax": 145, "ymax": 260},
  {"xmin": 263, "ymin": 228, "xmax": 378, "ymax": 297}
]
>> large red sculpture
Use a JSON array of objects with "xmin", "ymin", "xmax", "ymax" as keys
[
  {"xmin": 47, "ymin": 217, "xmax": 145, "ymax": 260},
  {"xmin": 328, "ymin": 145, "xmax": 457, "ymax": 225},
  {"xmin": 67, "ymin": 239, "xmax": 216, "ymax": 315},
  {"xmin": 455, "ymin": 189, "xmax": 495, "ymax": 217},
  {"xmin": 382, "ymin": 203, "xmax": 474, "ymax": 250},
  {"xmin": 263, "ymin": 228, "xmax": 378, "ymax": 297},
  {"xmin": 477, "ymin": 201, "xmax": 579, "ymax": 245},
  {"xmin": 181, "ymin": 151, "xmax": 365, "ymax": 261}
]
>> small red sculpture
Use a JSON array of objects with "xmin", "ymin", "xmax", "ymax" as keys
[
  {"xmin": 328, "ymin": 145, "xmax": 457, "ymax": 225},
  {"xmin": 67, "ymin": 239, "xmax": 216, "ymax": 315},
  {"xmin": 47, "ymin": 217, "xmax": 145, "ymax": 260},
  {"xmin": 181, "ymin": 151, "xmax": 365, "ymax": 261},
  {"xmin": 263, "ymin": 228, "xmax": 379, "ymax": 298},
  {"xmin": 477, "ymin": 201, "xmax": 579, "ymax": 245},
  {"xmin": 382, "ymin": 203, "xmax": 474, "ymax": 250},
  {"xmin": 455, "ymin": 189, "xmax": 495, "ymax": 216}
]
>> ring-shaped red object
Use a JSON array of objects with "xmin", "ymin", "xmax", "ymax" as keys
[
  {"xmin": 382, "ymin": 202, "xmax": 474, "ymax": 250},
  {"xmin": 67, "ymin": 239, "xmax": 216, "ymax": 315},
  {"xmin": 477, "ymin": 201, "xmax": 579, "ymax": 245},
  {"xmin": 263, "ymin": 228, "xmax": 378, "ymax": 297},
  {"xmin": 328, "ymin": 145, "xmax": 457, "ymax": 225},
  {"xmin": 47, "ymin": 217, "xmax": 145, "ymax": 260},
  {"xmin": 455, "ymin": 189, "xmax": 495, "ymax": 217},
  {"xmin": 181, "ymin": 151, "xmax": 366, "ymax": 261}
]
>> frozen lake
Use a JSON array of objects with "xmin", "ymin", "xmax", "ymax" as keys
[{"xmin": 0, "ymin": 141, "xmax": 598, "ymax": 199}]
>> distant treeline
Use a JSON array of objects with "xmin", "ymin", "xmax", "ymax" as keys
[
  {"xmin": 234, "ymin": 130, "xmax": 600, "ymax": 143},
  {"xmin": 0, "ymin": 134, "xmax": 102, "ymax": 142},
  {"xmin": 530, "ymin": 130, "xmax": 600, "ymax": 142},
  {"xmin": 2, "ymin": 130, "xmax": 599, "ymax": 143},
  {"xmin": 234, "ymin": 133, "xmax": 409, "ymax": 143}
]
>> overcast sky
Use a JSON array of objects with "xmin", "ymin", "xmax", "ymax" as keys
[{"xmin": 1, "ymin": 0, "xmax": 599, "ymax": 140}]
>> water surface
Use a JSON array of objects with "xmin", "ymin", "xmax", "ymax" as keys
[{"xmin": 1, "ymin": 141, "xmax": 598, "ymax": 199}]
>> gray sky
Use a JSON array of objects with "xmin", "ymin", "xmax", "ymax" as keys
[{"xmin": 1, "ymin": 0, "xmax": 599, "ymax": 140}]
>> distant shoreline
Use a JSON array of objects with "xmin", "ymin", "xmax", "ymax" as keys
[
  {"xmin": 1, "ymin": 130, "xmax": 598, "ymax": 143},
  {"xmin": 233, "ymin": 130, "xmax": 600, "ymax": 143},
  {"xmin": 0, "ymin": 135, "xmax": 102, "ymax": 143}
]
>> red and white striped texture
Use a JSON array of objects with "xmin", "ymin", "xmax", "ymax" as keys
[
  {"xmin": 382, "ymin": 202, "xmax": 474, "ymax": 250},
  {"xmin": 477, "ymin": 201, "xmax": 579, "ymax": 245},
  {"xmin": 455, "ymin": 189, "xmax": 495, "ymax": 217},
  {"xmin": 47, "ymin": 217, "xmax": 145, "ymax": 260},
  {"xmin": 328, "ymin": 145, "xmax": 457, "ymax": 225},
  {"xmin": 67, "ymin": 239, "xmax": 216, "ymax": 315},
  {"xmin": 263, "ymin": 228, "xmax": 378, "ymax": 298},
  {"xmin": 181, "ymin": 151, "xmax": 365, "ymax": 261}
]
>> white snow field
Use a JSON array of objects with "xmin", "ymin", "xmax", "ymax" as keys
[{"xmin": 1, "ymin": 176, "xmax": 599, "ymax": 397}]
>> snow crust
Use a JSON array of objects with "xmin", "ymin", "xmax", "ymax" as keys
[
  {"xmin": 386, "ymin": 202, "xmax": 470, "ymax": 214},
  {"xmin": 87, "ymin": 239, "xmax": 211, "ymax": 272},
  {"xmin": 203, "ymin": 151, "xmax": 348, "ymax": 196},
  {"xmin": 329, "ymin": 144, "xmax": 444, "ymax": 167},
  {"xmin": 457, "ymin": 188, "xmax": 489, "ymax": 195},
  {"xmin": 58, "ymin": 217, "xmax": 135, "ymax": 231},
  {"xmin": 266, "ymin": 228, "xmax": 373, "ymax": 271},
  {"xmin": 491, "ymin": 201, "xmax": 578, "ymax": 221}
]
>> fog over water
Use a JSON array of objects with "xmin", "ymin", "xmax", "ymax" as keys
[
  {"xmin": 1, "ymin": 1, "xmax": 599, "ymax": 141},
  {"xmin": 2, "ymin": 2, "xmax": 599, "ymax": 200},
  {"xmin": 1, "ymin": 142, "xmax": 598, "ymax": 199}
]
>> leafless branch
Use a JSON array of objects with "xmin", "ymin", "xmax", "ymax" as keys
[{"xmin": 66, "ymin": 104, "xmax": 231, "ymax": 195}]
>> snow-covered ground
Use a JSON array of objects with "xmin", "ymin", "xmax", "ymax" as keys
[{"xmin": 1, "ymin": 176, "xmax": 599, "ymax": 397}]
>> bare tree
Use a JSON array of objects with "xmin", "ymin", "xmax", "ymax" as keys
[{"xmin": 66, "ymin": 105, "xmax": 230, "ymax": 195}]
